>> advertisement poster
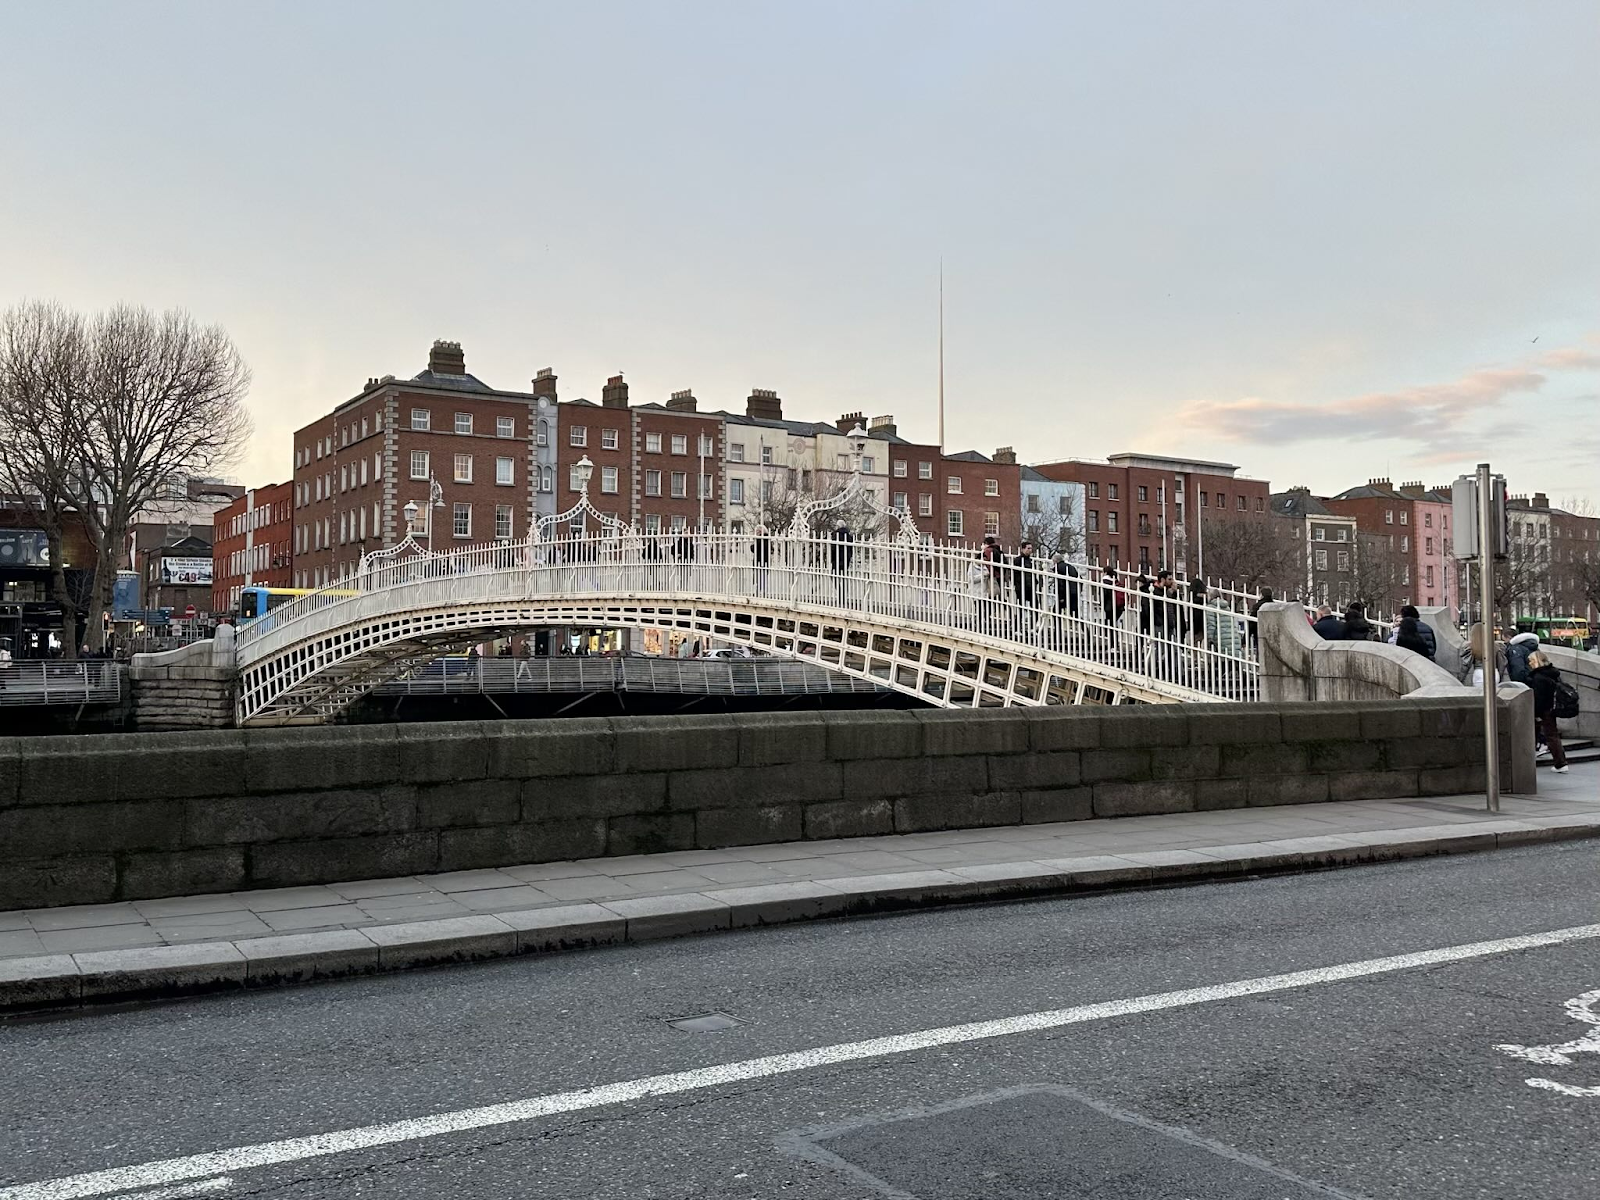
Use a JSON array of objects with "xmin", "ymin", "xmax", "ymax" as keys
[{"xmin": 159, "ymin": 556, "xmax": 213, "ymax": 585}]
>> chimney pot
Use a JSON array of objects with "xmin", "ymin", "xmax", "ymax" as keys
[
  {"xmin": 666, "ymin": 389, "xmax": 698, "ymax": 413},
  {"xmin": 531, "ymin": 369, "xmax": 558, "ymax": 400},
  {"xmin": 992, "ymin": 446, "xmax": 1017, "ymax": 464},
  {"xmin": 835, "ymin": 411, "xmax": 865, "ymax": 434},
  {"xmin": 601, "ymin": 374, "xmax": 630, "ymax": 409},
  {"xmin": 746, "ymin": 389, "xmax": 783, "ymax": 421},
  {"xmin": 427, "ymin": 340, "xmax": 467, "ymax": 376}
]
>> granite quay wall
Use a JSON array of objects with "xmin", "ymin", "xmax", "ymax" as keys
[
  {"xmin": 0, "ymin": 697, "xmax": 1532, "ymax": 910},
  {"xmin": 127, "ymin": 629, "xmax": 236, "ymax": 731},
  {"xmin": 1258, "ymin": 602, "xmax": 1471, "ymax": 703}
]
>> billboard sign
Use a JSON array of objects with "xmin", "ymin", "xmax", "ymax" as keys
[{"xmin": 159, "ymin": 556, "xmax": 213, "ymax": 585}]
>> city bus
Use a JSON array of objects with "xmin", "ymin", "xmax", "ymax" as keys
[
  {"xmin": 238, "ymin": 586, "xmax": 360, "ymax": 623},
  {"xmin": 1514, "ymin": 615, "xmax": 1591, "ymax": 649}
]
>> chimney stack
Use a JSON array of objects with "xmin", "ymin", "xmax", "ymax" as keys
[
  {"xmin": 746, "ymin": 388, "xmax": 782, "ymax": 421},
  {"xmin": 1398, "ymin": 481, "xmax": 1425, "ymax": 497},
  {"xmin": 428, "ymin": 340, "xmax": 466, "ymax": 376},
  {"xmin": 601, "ymin": 374, "xmax": 629, "ymax": 409},
  {"xmin": 992, "ymin": 447, "xmax": 1017, "ymax": 465},
  {"xmin": 531, "ymin": 368, "xmax": 558, "ymax": 400},
  {"xmin": 835, "ymin": 411, "xmax": 865, "ymax": 434},
  {"xmin": 868, "ymin": 414, "xmax": 897, "ymax": 438},
  {"xmin": 666, "ymin": 389, "xmax": 698, "ymax": 413},
  {"xmin": 1532, "ymin": 492, "xmax": 1550, "ymax": 510}
]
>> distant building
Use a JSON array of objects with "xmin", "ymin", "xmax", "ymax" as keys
[
  {"xmin": 1269, "ymin": 488, "xmax": 1360, "ymax": 607},
  {"xmin": 0, "ymin": 498, "xmax": 97, "ymax": 657},
  {"xmin": 211, "ymin": 482, "xmax": 293, "ymax": 614},
  {"xmin": 291, "ymin": 341, "xmax": 552, "ymax": 588},
  {"xmin": 1017, "ymin": 465, "xmax": 1088, "ymax": 561},
  {"xmin": 1032, "ymin": 453, "xmax": 1271, "ymax": 574},
  {"xmin": 1323, "ymin": 478, "xmax": 1455, "ymax": 611}
]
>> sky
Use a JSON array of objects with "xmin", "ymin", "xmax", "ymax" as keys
[{"xmin": 3, "ymin": 1, "xmax": 1596, "ymax": 508}]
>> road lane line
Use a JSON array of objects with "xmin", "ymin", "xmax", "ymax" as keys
[
  {"xmin": 114, "ymin": 1178, "xmax": 231, "ymax": 1199},
  {"xmin": 8, "ymin": 921, "xmax": 1600, "ymax": 1200}
]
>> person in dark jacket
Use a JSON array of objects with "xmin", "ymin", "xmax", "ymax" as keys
[
  {"xmin": 1506, "ymin": 632, "xmax": 1539, "ymax": 685},
  {"xmin": 1527, "ymin": 650, "xmax": 1569, "ymax": 772},
  {"xmin": 1311, "ymin": 604, "xmax": 1346, "ymax": 640},
  {"xmin": 1247, "ymin": 586, "xmax": 1274, "ymax": 650},
  {"xmin": 1395, "ymin": 615, "xmax": 1431, "ymax": 658},
  {"xmin": 1011, "ymin": 541, "xmax": 1038, "ymax": 614},
  {"xmin": 1186, "ymin": 573, "xmax": 1209, "ymax": 645},
  {"xmin": 1342, "ymin": 602, "xmax": 1375, "ymax": 641},
  {"xmin": 752, "ymin": 526, "xmax": 772, "ymax": 595},
  {"xmin": 1055, "ymin": 554, "xmax": 1080, "ymax": 618},
  {"xmin": 1387, "ymin": 604, "xmax": 1436, "ymax": 659},
  {"xmin": 828, "ymin": 521, "xmax": 854, "ymax": 604},
  {"xmin": 1100, "ymin": 569, "xmax": 1122, "ymax": 650}
]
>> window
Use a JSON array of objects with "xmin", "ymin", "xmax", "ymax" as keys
[
  {"xmin": 1337, "ymin": 551, "xmax": 1350, "ymax": 571},
  {"xmin": 1108, "ymin": 484, "xmax": 1119, "ymax": 500},
  {"xmin": 495, "ymin": 505, "xmax": 512, "ymax": 539},
  {"xmin": 984, "ymin": 478, "xmax": 999, "ymax": 497},
  {"xmin": 947, "ymin": 510, "xmax": 964, "ymax": 536},
  {"xmin": 1237, "ymin": 496, "xmax": 1246, "ymax": 511},
  {"xmin": 699, "ymin": 434, "xmax": 715, "ymax": 456},
  {"xmin": 1425, "ymin": 537, "xmax": 1434, "ymax": 555},
  {"xmin": 601, "ymin": 428, "xmax": 619, "ymax": 450},
  {"xmin": 862, "ymin": 456, "xmax": 876, "ymax": 474},
  {"xmin": 1089, "ymin": 482, "xmax": 1100, "ymax": 499},
  {"xmin": 359, "ymin": 508, "xmax": 367, "ymax": 540},
  {"xmin": 490, "ymin": 416, "xmax": 512, "ymax": 439},
  {"xmin": 1217, "ymin": 493, "xmax": 1227, "ymax": 509},
  {"xmin": 359, "ymin": 459, "xmax": 368, "ymax": 487},
  {"xmin": 1255, "ymin": 498, "xmax": 1264, "ymax": 511},
  {"xmin": 339, "ymin": 513, "xmax": 347, "ymax": 544},
  {"xmin": 699, "ymin": 474, "xmax": 713, "ymax": 499},
  {"xmin": 1426, "ymin": 565, "xmax": 1434, "ymax": 586},
  {"xmin": 730, "ymin": 443, "xmax": 745, "ymax": 463},
  {"xmin": 645, "ymin": 469, "xmax": 662, "ymax": 497},
  {"xmin": 1199, "ymin": 491, "xmax": 1208, "ymax": 507},
  {"xmin": 454, "ymin": 453, "xmax": 473, "ymax": 483},
  {"xmin": 453, "ymin": 503, "xmax": 471, "ymax": 538},
  {"xmin": 1315, "ymin": 548, "xmax": 1328, "ymax": 570},
  {"xmin": 984, "ymin": 511, "xmax": 1000, "ymax": 536},
  {"xmin": 1059, "ymin": 495, "xmax": 1071, "ymax": 516},
  {"xmin": 1400, "ymin": 510, "xmax": 1408, "ymax": 525},
  {"xmin": 1316, "ymin": 527, "xmax": 1326, "ymax": 541},
  {"xmin": 1107, "ymin": 511, "xmax": 1119, "ymax": 533},
  {"xmin": 664, "ymin": 514, "xmax": 683, "ymax": 533},
  {"xmin": 601, "ymin": 466, "xmax": 619, "ymax": 494},
  {"xmin": 451, "ymin": 412, "xmax": 470, "ymax": 435},
  {"xmin": 646, "ymin": 432, "xmax": 662, "ymax": 453},
  {"xmin": 1088, "ymin": 510, "xmax": 1100, "ymax": 533},
  {"xmin": 892, "ymin": 490, "xmax": 907, "ymax": 511},
  {"xmin": 536, "ymin": 421, "xmax": 549, "ymax": 447},
  {"xmin": 570, "ymin": 425, "xmax": 587, "ymax": 447},
  {"xmin": 410, "ymin": 450, "xmax": 429, "ymax": 480},
  {"xmin": 1026, "ymin": 493, "xmax": 1040, "ymax": 514},
  {"xmin": 1337, "ymin": 528, "xmax": 1348, "ymax": 542},
  {"xmin": 762, "ymin": 445, "xmax": 774, "ymax": 465},
  {"xmin": 730, "ymin": 478, "xmax": 746, "ymax": 504},
  {"xmin": 671, "ymin": 471, "xmax": 687, "ymax": 498},
  {"xmin": 340, "ymin": 466, "xmax": 348, "ymax": 492},
  {"xmin": 947, "ymin": 476, "xmax": 963, "ymax": 494},
  {"xmin": 496, "ymin": 457, "xmax": 514, "ymax": 486},
  {"xmin": 671, "ymin": 434, "xmax": 687, "ymax": 455},
  {"xmin": 836, "ymin": 454, "xmax": 849, "ymax": 471},
  {"xmin": 1137, "ymin": 485, "xmax": 1148, "ymax": 503},
  {"xmin": 540, "ymin": 467, "xmax": 552, "ymax": 492},
  {"xmin": 568, "ymin": 466, "xmax": 585, "ymax": 492},
  {"xmin": 761, "ymin": 479, "xmax": 775, "ymax": 504},
  {"xmin": 1385, "ymin": 510, "xmax": 1394, "ymax": 524},
  {"xmin": 361, "ymin": 417, "xmax": 369, "ymax": 439},
  {"xmin": 1401, "ymin": 536, "xmax": 1410, "ymax": 552},
  {"xmin": 918, "ymin": 461, "xmax": 933, "ymax": 480},
  {"xmin": 893, "ymin": 460, "xmax": 907, "ymax": 477}
]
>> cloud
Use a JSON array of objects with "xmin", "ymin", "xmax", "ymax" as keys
[
  {"xmin": 1535, "ymin": 346, "xmax": 1600, "ymax": 371},
  {"xmin": 1176, "ymin": 366, "xmax": 1546, "ymax": 450}
]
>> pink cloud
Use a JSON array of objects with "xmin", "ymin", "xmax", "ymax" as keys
[{"xmin": 1535, "ymin": 346, "xmax": 1600, "ymax": 371}]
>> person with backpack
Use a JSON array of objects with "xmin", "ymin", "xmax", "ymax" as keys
[
  {"xmin": 1386, "ymin": 604, "xmax": 1436, "ymax": 660},
  {"xmin": 1527, "ymin": 650, "xmax": 1574, "ymax": 774},
  {"xmin": 1395, "ymin": 615, "xmax": 1432, "ymax": 659},
  {"xmin": 1506, "ymin": 631, "xmax": 1539, "ymax": 685},
  {"xmin": 1342, "ymin": 601, "xmax": 1375, "ymax": 641}
]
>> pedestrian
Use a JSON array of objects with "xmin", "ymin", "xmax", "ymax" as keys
[
  {"xmin": 752, "ymin": 525, "xmax": 772, "ymax": 595},
  {"xmin": 1247, "ymin": 586, "xmax": 1273, "ymax": 650},
  {"xmin": 1311, "ymin": 604, "xmax": 1346, "ymax": 640},
  {"xmin": 1386, "ymin": 604, "xmax": 1437, "ymax": 660},
  {"xmin": 1506, "ymin": 630, "xmax": 1539, "ymax": 686},
  {"xmin": 1527, "ymin": 650, "xmax": 1570, "ymax": 774},
  {"xmin": 1342, "ymin": 602, "xmax": 1375, "ymax": 641},
  {"xmin": 1011, "ymin": 540, "xmax": 1038, "ymax": 625},
  {"xmin": 829, "ymin": 520, "xmax": 854, "ymax": 605},
  {"xmin": 1204, "ymin": 590, "xmax": 1242, "ymax": 657},
  {"xmin": 1395, "ymin": 615, "xmax": 1431, "ymax": 658},
  {"xmin": 1054, "ymin": 554, "xmax": 1080, "ymax": 618},
  {"xmin": 1099, "ymin": 568, "xmax": 1123, "ymax": 649},
  {"xmin": 1136, "ymin": 569, "xmax": 1155, "ymax": 638},
  {"xmin": 1186, "ymin": 572, "xmax": 1208, "ymax": 644}
]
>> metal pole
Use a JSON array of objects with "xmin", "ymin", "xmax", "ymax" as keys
[{"xmin": 1477, "ymin": 462, "xmax": 1499, "ymax": 812}]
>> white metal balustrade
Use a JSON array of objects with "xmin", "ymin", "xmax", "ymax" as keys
[
  {"xmin": 374, "ymin": 656, "xmax": 887, "ymax": 698},
  {"xmin": 0, "ymin": 660, "xmax": 124, "ymax": 707}
]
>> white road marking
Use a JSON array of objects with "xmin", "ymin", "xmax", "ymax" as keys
[
  {"xmin": 1496, "ymin": 987, "xmax": 1600, "ymax": 1097},
  {"xmin": 7, "ymin": 921, "xmax": 1600, "ymax": 1200}
]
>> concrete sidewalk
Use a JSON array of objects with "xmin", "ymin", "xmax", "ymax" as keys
[{"xmin": 3, "ymin": 764, "xmax": 1595, "ymax": 1013}]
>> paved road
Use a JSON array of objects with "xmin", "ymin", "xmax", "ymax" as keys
[{"xmin": 4, "ymin": 841, "xmax": 1600, "ymax": 1199}]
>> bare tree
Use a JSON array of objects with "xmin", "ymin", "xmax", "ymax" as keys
[
  {"xmin": 1021, "ymin": 492, "xmax": 1084, "ymax": 560},
  {"xmin": 0, "ymin": 302, "xmax": 251, "ymax": 652},
  {"xmin": 1194, "ymin": 514, "xmax": 1303, "ymax": 594},
  {"xmin": 1351, "ymin": 532, "xmax": 1409, "ymax": 618},
  {"xmin": 754, "ymin": 468, "xmax": 890, "ymax": 538},
  {"xmin": 0, "ymin": 302, "xmax": 90, "ymax": 655}
]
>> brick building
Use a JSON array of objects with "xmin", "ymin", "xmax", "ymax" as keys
[
  {"xmin": 211, "ymin": 482, "xmax": 292, "ymax": 615},
  {"xmin": 1269, "ymin": 488, "xmax": 1360, "ymax": 607},
  {"xmin": 291, "ymin": 341, "xmax": 553, "ymax": 587},
  {"xmin": 1323, "ymin": 478, "xmax": 1455, "ymax": 612},
  {"xmin": 1033, "ymin": 453, "xmax": 1272, "ymax": 574},
  {"xmin": 1504, "ymin": 492, "xmax": 1600, "ymax": 624}
]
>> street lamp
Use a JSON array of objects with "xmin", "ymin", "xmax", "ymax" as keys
[
  {"xmin": 573, "ymin": 454, "xmax": 594, "ymax": 496},
  {"xmin": 846, "ymin": 424, "xmax": 868, "ymax": 476},
  {"xmin": 404, "ymin": 475, "xmax": 446, "ymax": 552}
]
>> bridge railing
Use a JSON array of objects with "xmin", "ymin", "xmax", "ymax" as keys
[
  {"xmin": 0, "ymin": 659, "xmax": 124, "ymax": 707},
  {"xmin": 375, "ymin": 655, "xmax": 886, "ymax": 697},
  {"xmin": 239, "ymin": 529, "xmax": 1263, "ymax": 702}
]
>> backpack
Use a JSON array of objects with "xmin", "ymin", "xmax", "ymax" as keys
[{"xmin": 1553, "ymin": 680, "xmax": 1581, "ymax": 720}]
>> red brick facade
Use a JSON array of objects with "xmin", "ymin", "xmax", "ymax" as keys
[
  {"xmin": 885, "ymin": 442, "xmax": 1020, "ymax": 547},
  {"xmin": 211, "ymin": 482, "xmax": 292, "ymax": 614}
]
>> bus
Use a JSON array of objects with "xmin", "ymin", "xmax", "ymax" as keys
[
  {"xmin": 1514, "ymin": 615, "xmax": 1591, "ymax": 649},
  {"xmin": 238, "ymin": 586, "xmax": 360, "ymax": 623}
]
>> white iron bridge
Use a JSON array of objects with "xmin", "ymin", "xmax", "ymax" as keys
[{"xmin": 236, "ymin": 471, "xmax": 1262, "ymax": 725}]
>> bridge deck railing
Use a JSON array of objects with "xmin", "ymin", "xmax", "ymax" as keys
[
  {"xmin": 375, "ymin": 655, "xmax": 887, "ymax": 697},
  {"xmin": 239, "ymin": 530, "xmax": 1264, "ymax": 704},
  {"xmin": 0, "ymin": 660, "xmax": 124, "ymax": 707}
]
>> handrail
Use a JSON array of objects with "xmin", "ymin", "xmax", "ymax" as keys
[
  {"xmin": 0, "ymin": 660, "xmax": 124, "ymax": 707},
  {"xmin": 373, "ymin": 656, "xmax": 886, "ymax": 697}
]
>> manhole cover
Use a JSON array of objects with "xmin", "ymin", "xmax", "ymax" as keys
[{"xmin": 667, "ymin": 1011, "xmax": 744, "ymax": 1033}]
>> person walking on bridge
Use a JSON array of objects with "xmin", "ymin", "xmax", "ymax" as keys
[
  {"xmin": 1100, "ymin": 568, "xmax": 1123, "ymax": 652},
  {"xmin": 752, "ymin": 525, "xmax": 772, "ymax": 596},
  {"xmin": 829, "ymin": 520, "xmax": 855, "ymax": 606},
  {"xmin": 1527, "ymin": 650, "xmax": 1570, "ymax": 773},
  {"xmin": 1011, "ymin": 541, "xmax": 1039, "ymax": 639}
]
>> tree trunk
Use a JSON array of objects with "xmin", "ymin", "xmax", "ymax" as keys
[{"xmin": 44, "ymin": 525, "xmax": 80, "ymax": 659}]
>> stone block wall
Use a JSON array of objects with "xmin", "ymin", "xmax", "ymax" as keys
[
  {"xmin": 127, "ymin": 629, "xmax": 236, "ymax": 731},
  {"xmin": 0, "ymin": 695, "xmax": 1532, "ymax": 910}
]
